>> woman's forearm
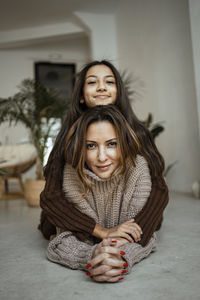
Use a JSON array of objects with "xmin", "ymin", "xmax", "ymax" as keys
[
  {"xmin": 120, "ymin": 234, "xmax": 157, "ymax": 272},
  {"xmin": 39, "ymin": 164, "xmax": 96, "ymax": 240},
  {"xmin": 92, "ymin": 220, "xmax": 142, "ymax": 243},
  {"xmin": 92, "ymin": 224, "xmax": 108, "ymax": 239},
  {"xmin": 134, "ymin": 177, "xmax": 169, "ymax": 247},
  {"xmin": 47, "ymin": 231, "xmax": 97, "ymax": 270}
]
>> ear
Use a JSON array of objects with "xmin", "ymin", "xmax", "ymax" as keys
[{"xmin": 80, "ymin": 99, "xmax": 84, "ymax": 104}]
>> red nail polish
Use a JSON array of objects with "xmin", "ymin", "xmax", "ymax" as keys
[
  {"xmin": 86, "ymin": 271, "xmax": 91, "ymax": 276},
  {"xmin": 120, "ymin": 251, "xmax": 126, "ymax": 255},
  {"xmin": 118, "ymin": 277, "xmax": 124, "ymax": 281},
  {"xmin": 123, "ymin": 262, "xmax": 128, "ymax": 268},
  {"xmin": 121, "ymin": 270, "xmax": 127, "ymax": 274},
  {"xmin": 111, "ymin": 240, "xmax": 117, "ymax": 243},
  {"xmin": 86, "ymin": 263, "xmax": 92, "ymax": 269}
]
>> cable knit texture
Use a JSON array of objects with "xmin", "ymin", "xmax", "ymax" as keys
[
  {"xmin": 47, "ymin": 155, "xmax": 157, "ymax": 271},
  {"xmin": 47, "ymin": 231, "xmax": 97, "ymax": 270}
]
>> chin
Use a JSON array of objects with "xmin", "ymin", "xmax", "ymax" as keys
[{"xmin": 98, "ymin": 173, "xmax": 112, "ymax": 179}]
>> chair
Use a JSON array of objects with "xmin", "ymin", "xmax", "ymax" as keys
[{"xmin": 0, "ymin": 144, "xmax": 37, "ymax": 199}]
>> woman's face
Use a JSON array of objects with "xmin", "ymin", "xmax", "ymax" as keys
[
  {"xmin": 85, "ymin": 121, "xmax": 120, "ymax": 179},
  {"xmin": 83, "ymin": 65, "xmax": 117, "ymax": 107}
]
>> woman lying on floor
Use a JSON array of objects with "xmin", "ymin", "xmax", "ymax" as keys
[{"xmin": 47, "ymin": 105, "xmax": 163, "ymax": 283}]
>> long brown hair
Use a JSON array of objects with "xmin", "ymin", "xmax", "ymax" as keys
[
  {"xmin": 44, "ymin": 60, "xmax": 165, "ymax": 186},
  {"xmin": 65, "ymin": 105, "xmax": 140, "ymax": 194}
]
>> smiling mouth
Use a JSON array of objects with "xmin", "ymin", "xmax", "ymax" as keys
[
  {"xmin": 97, "ymin": 164, "xmax": 111, "ymax": 170},
  {"xmin": 95, "ymin": 95, "xmax": 110, "ymax": 99}
]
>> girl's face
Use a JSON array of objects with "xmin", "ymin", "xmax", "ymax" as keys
[
  {"xmin": 85, "ymin": 121, "xmax": 120, "ymax": 179},
  {"xmin": 83, "ymin": 65, "xmax": 117, "ymax": 107}
]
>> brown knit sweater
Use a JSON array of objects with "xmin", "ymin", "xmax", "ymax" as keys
[
  {"xmin": 47, "ymin": 156, "xmax": 157, "ymax": 271},
  {"xmin": 39, "ymin": 157, "xmax": 169, "ymax": 247}
]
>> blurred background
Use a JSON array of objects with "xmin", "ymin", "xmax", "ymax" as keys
[{"xmin": 0, "ymin": 0, "xmax": 199, "ymax": 195}]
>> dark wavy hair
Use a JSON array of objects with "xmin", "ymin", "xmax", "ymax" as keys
[
  {"xmin": 65, "ymin": 105, "xmax": 140, "ymax": 194},
  {"xmin": 44, "ymin": 60, "xmax": 165, "ymax": 186}
]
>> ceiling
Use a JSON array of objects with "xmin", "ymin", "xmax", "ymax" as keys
[{"xmin": 0, "ymin": 0, "xmax": 120, "ymax": 31}]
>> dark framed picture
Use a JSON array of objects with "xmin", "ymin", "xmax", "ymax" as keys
[{"xmin": 34, "ymin": 62, "xmax": 76, "ymax": 102}]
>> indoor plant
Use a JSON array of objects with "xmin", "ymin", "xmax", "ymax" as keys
[
  {"xmin": 0, "ymin": 79, "xmax": 69, "ymax": 205},
  {"xmin": 122, "ymin": 71, "xmax": 165, "ymax": 139}
]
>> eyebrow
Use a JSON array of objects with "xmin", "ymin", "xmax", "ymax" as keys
[
  {"xmin": 86, "ymin": 75, "xmax": 115, "ymax": 79},
  {"xmin": 86, "ymin": 138, "xmax": 118, "ymax": 143}
]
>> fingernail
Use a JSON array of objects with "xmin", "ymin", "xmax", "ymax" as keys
[
  {"xmin": 86, "ymin": 263, "xmax": 92, "ymax": 269},
  {"xmin": 118, "ymin": 277, "xmax": 124, "ymax": 281},
  {"xmin": 86, "ymin": 271, "xmax": 91, "ymax": 276},
  {"xmin": 120, "ymin": 251, "xmax": 126, "ymax": 255},
  {"xmin": 123, "ymin": 262, "xmax": 128, "ymax": 268},
  {"xmin": 121, "ymin": 270, "xmax": 127, "ymax": 274},
  {"xmin": 111, "ymin": 240, "xmax": 117, "ymax": 243}
]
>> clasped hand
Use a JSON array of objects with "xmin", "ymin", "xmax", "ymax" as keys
[{"xmin": 86, "ymin": 219, "xmax": 142, "ymax": 283}]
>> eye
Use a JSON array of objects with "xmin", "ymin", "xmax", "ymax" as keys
[
  {"xmin": 87, "ymin": 81, "xmax": 96, "ymax": 85},
  {"xmin": 86, "ymin": 143, "xmax": 96, "ymax": 149},
  {"xmin": 106, "ymin": 80, "xmax": 115, "ymax": 84},
  {"xmin": 107, "ymin": 141, "xmax": 118, "ymax": 147}
]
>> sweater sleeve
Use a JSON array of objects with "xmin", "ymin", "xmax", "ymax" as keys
[
  {"xmin": 120, "ymin": 234, "xmax": 157, "ymax": 273},
  {"xmin": 39, "ymin": 163, "xmax": 96, "ymax": 240},
  {"xmin": 46, "ymin": 231, "xmax": 97, "ymax": 270},
  {"xmin": 135, "ymin": 176, "xmax": 169, "ymax": 247}
]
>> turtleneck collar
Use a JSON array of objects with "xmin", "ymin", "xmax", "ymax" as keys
[{"xmin": 84, "ymin": 167, "xmax": 122, "ymax": 193}]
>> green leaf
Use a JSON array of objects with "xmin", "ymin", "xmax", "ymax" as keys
[{"xmin": 0, "ymin": 78, "xmax": 70, "ymax": 179}]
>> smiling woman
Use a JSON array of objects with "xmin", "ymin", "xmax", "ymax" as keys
[
  {"xmin": 64, "ymin": 104, "xmax": 140, "ymax": 197},
  {"xmin": 47, "ymin": 105, "xmax": 156, "ymax": 282},
  {"xmin": 82, "ymin": 65, "xmax": 117, "ymax": 107},
  {"xmin": 85, "ymin": 121, "xmax": 120, "ymax": 179}
]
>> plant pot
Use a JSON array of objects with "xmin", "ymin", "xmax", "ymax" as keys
[
  {"xmin": 25, "ymin": 178, "xmax": 45, "ymax": 207},
  {"xmin": 0, "ymin": 177, "xmax": 3, "ymax": 199},
  {"xmin": 192, "ymin": 181, "xmax": 200, "ymax": 199}
]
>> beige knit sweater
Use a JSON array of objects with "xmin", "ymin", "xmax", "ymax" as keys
[{"xmin": 47, "ymin": 155, "xmax": 157, "ymax": 272}]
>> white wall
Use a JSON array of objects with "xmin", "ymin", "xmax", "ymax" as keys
[
  {"xmin": 1, "ymin": 0, "xmax": 199, "ymax": 194},
  {"xmin": 0, "ymin": 35, "xmax": 90, "ymax": 139},
  {"xmin": 116, "ymin": 0, "xmax": 200, "ymax": 193},
  {"xmin": 189, "ymin": 0, "xmax": 200, "ymax": 140},
  {"xmin": 0, "ymin": 35, "xmax": 90, "ymax": 181},
  {"xmin": 75, "ymin": 12, "xmax": 118, "ymax": 64}
]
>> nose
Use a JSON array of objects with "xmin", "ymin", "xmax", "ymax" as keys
[
  {"xmin": 98, "ymin": 146, "xmax": 107, "ymax": 162},
  {"xmin": 97, "ymin": 80, "xmax": 107, "ymax": 91}
]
